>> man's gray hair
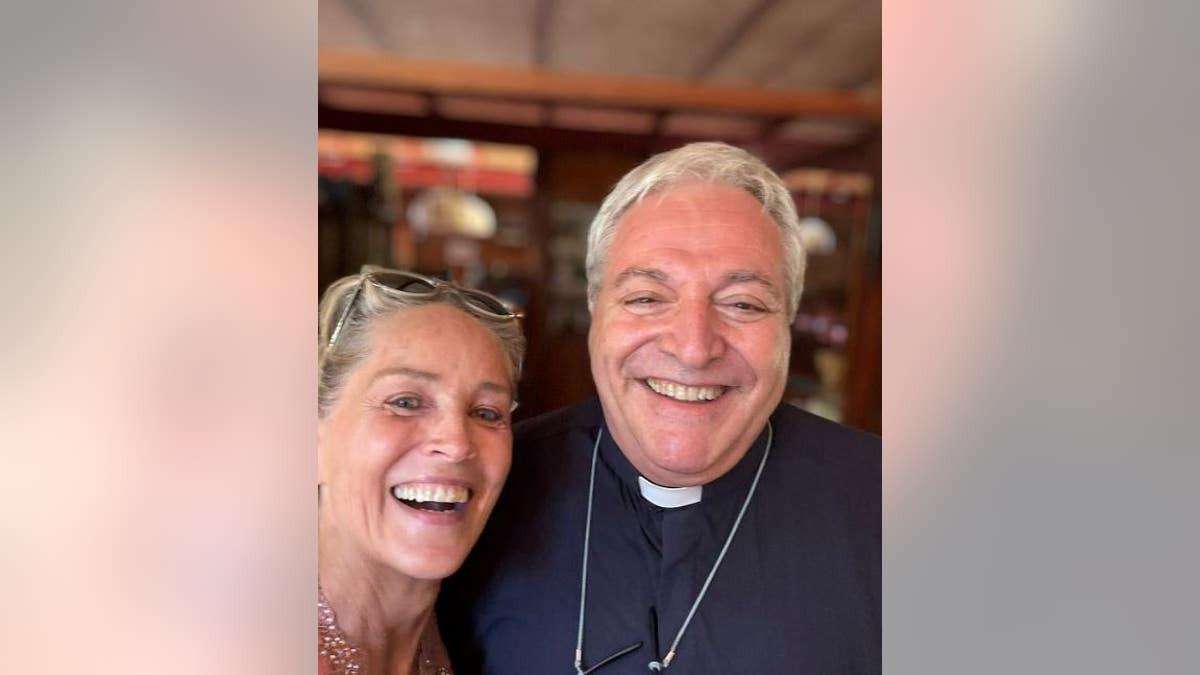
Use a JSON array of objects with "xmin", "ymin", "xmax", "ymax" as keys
[
  {"xmin": 585, "ymin": 141, "xmax": 805, "ymax": 318},
  {"xmin": 317, "ymin": 271, "xmax": 526, "ymax": 418}
]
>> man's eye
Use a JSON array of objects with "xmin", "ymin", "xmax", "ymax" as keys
[
  {"xmin": 623, "ymin": 295, "xmax": 666, "ymax": 311},
  {"xmin": 732, "ymin": 301, "xmax": 767, "ymax": 313}
]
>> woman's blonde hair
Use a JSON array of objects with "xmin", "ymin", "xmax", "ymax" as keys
[{"xmin": 317, "ymin": 268, "xmax": 526, "ymax": 418}]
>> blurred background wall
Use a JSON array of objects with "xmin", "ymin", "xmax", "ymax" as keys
[{"xmin": 317, "ymin": 0, "xmax": 881, "ymax": 432}]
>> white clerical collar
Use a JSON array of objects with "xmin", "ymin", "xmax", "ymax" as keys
[{"xmin": 637, "ymin": 475, "xmax": 702, "ymax": 508}]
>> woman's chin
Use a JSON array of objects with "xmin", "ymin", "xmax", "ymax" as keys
[{"xmin": 383, "ymin": 548, "xmax": 470, "ymax": 582}]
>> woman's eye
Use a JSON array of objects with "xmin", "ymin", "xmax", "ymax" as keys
[
  {"xmin": 385, "ymin": 395, "xmax": 422, "ymax": 410},
  {"xmin": 472, "ymin": 407, "xmax": 505, "ymax": 424}
]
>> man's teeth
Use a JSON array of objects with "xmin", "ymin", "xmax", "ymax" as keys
[
  {"xmin": 645, "ymin": 378, "xmax": 725, "ymax": 402},
  {"xmin": 391, "ymin": 484, "xmax": 470, "ymax": 504}
]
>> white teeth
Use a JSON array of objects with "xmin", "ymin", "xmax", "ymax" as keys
[
  {"xmin": 391, "ymin": 484, "xmax": 470, "ymax": 504},
  {"xmin": 645, "ymin": 378, "xmax": 725, "ymax": 402}
]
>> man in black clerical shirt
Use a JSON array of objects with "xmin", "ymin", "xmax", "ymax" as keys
[{"xmin": 440, "ymin": 142, "xmax": 879, "ymax": 674}]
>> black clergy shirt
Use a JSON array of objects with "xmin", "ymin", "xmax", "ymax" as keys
[{"xmin": 439, "ymin": 398, "xmax": 880, "ymax": 674}]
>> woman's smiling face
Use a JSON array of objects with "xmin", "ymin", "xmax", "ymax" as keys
[{"xmin": 318, "ymin": 303, "xmax": 514, "ymax": 581}]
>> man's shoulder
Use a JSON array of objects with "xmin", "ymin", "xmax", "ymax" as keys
[{"xmin": 772, "ymin": 402, "xmax": 880, "ymax": 473}]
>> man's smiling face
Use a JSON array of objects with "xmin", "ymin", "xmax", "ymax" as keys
[{"xmin": 588, "ymin": 180, "xmax": 792, "ymax": 487}]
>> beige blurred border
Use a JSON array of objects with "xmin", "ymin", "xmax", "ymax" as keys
[{"xmin": 0, "ymin": 3, "xmax": 316, "ymax": 674}]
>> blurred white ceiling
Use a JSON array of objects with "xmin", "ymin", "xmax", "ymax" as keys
[{"xmin": 320, "ymin": 0, "xmax": 879, "ymax": 91}]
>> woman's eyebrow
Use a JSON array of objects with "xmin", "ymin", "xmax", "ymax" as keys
[
  {"xmin": 372, "ymin": 367, "xmax": 511, "ymax": 400},
  {"xmin": 368, "ymin": 366, "xmax": 438, "ymax": 386},
  {"xmin": 477, "ymin": 381, "xmax": 511, "ymax": 397}
]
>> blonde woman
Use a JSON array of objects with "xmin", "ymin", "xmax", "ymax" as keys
[{"xmin": 317, "ymin": 267, "xmax": 524, "ymax": 675}]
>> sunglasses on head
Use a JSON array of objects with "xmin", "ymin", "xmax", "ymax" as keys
[{"xmin": 326, "ymin": 268, "xmax": 520, "ymax": 350}]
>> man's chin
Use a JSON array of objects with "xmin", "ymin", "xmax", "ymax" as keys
[{"xmin": 636, "ymin": 436, "xmax": 732, "ymax": 484}]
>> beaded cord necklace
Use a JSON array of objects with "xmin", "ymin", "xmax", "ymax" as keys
[
  {"xmin": 317, "ymin": 586, "xmax": 453, "ymax": 675},
  {"xmin": 573, "ymin": 422, "xmax": 773, "ymax": 673}
]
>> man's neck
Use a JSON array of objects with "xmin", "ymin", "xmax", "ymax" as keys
[{"xmin": 637, "ymin": 475, "xmax": 703, "ymax": 507}]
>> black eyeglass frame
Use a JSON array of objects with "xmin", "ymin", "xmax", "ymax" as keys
[{"xmin": 324, "ymin": 268, "xmax": 520, "ymax": 351}]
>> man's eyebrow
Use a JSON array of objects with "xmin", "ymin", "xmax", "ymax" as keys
[
  {"xmin": 723, "ymin": 270, "xmax": 783, "ymax": 299},
  {"xmin": 725, "ymin": 270, "xmax": 777, "ymax": 288},
  {"xmin": 612, "ymin": 267, "xmax": 669, "ymax": 287}
]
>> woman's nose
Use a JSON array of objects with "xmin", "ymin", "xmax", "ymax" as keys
[{"xmin": 424, "ymin": 413, "xmax": 475, "ymax": 461}]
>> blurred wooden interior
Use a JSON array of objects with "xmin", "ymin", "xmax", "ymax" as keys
[{"xmin": 318, "ymin": 0, "xmax": 880, "ymax": 433}]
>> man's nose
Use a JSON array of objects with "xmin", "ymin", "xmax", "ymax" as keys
[
  {"xmin": 659, "ymin": 300, "xmax": 726, "ymax": 369},
  {"xmin": 424, "ymin": 412, "xmax": 476, "ymax": 462}
]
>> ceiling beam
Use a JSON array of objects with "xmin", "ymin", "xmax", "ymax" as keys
[
  {"xmin": 840, "ymin": 65, "xmax": 881, "ymax": 91},
  {"xmin": 690, "ymin": 0, "xmax": 781, "ymax": 79},
  {"xmin": 320, "ymin": 49, "xmax": 880, "ymax": 122},
  {"xmin": 342, "ymin": 0, "xmax": 395, "ymax": 52},
  {"xmin": 532, "ymin": 0, "xmax": 556, "ymax": 67},
  {"xmin": 749, "ymin": 0, "xmax": 873, "ymax": 83},
  {"xmin": 317, "ymin": 103, "xmax": 842, "ymax": 169}
]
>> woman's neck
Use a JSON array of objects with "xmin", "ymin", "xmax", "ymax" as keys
[{"xmin": 319, "ymin": 521, "xmax": 440, "ymax": 674}]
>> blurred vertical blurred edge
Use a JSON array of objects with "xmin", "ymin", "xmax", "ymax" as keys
[
  {"xmin": 885, "ymin": 1, "xmax": 1200, "ymax": 674},
  {"xmin": 0, "ymin": 2, "xmax": 316, "ymax": 674}
]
